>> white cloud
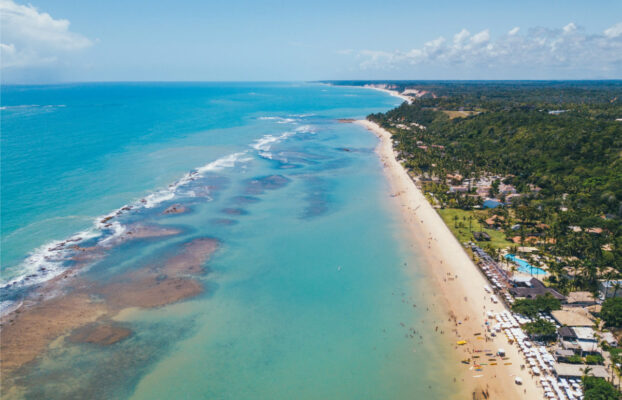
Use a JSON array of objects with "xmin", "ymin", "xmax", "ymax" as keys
[
  {"xmin": 353, "ymin": 22, "xmax": 622, "ymax": 77},
  {"xmin": 562, "ymin": 22, "xmax": 577, "ymax": 33},
  {"xmin": 604, "ymin": 22, "xmax": 622, "ymax": 38},
  {"xmin": 0, "ymin": 0, "xmax": 92, "ymax": 68},
  {"xmin": 454, "ymin": 29, "xmax": 470, "ymax": 44}
]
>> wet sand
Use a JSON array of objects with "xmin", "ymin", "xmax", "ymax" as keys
[
  {"xmin": 68, "ymin": 322, "xmax": 133, "ymax": 346},
  {"xmin": 0, "ymin": 293, "xmax": 108, "ymax": 373},
  {"xmin": 0, "ymin": 237, "xmax": 219, "ymax": 379},
  {"xmin": 357, "ymin": 119, "xmax": 544, "ymax": 400}
]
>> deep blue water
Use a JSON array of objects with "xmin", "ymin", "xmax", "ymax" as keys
[{"xmin": 1, "ymin": 83, "xmax": 460, "ymax": 399}]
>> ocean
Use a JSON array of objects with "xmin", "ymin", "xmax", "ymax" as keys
[{"xmin": 1, "ymin": 82, "xmax": 459, "ymax": 399}]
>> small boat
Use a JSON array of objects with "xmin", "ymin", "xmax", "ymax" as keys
[{"xmin": 456, "ymin": 340, "xmax": 467, "ymax": 345}]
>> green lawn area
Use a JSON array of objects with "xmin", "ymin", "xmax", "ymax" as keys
[{"xmin": 437, "ymin": 208, "xmax": 511, "ymax": 250}]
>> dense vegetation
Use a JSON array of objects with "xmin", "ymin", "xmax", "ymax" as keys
[
  {"xmin": 523, "ymin": 319, "xmax": 557, "ymax": 340},
  {"xmin": 354, "ymin": 81, "xmax": 622, "ymax": 293},
  {"xmin": 601, "ymin": 298, "xmax": 622, "ymax": 328},
  {"xmin": 582, "ymin": 376, "xmax": 621, "ymax": 400},
  {"xmin": 511, "ymin": 294, "xmax": 562, "ymax": 317}
]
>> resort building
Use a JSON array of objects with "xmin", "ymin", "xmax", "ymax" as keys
[
  {"xmin": 553, "ymin": 363, "xmax": 608, "ymax": 379},
  {"xmin": 565, "ymin": 292, "xmax": 598, "ymax": 307},
  {"xmin": 498, "ymin": 183, "xmax": 517, "ymax": 195},
  {"xmin": 551, "ymin": 309, "xmax": 594, "ymax": 328},
  {"xmin": 598, "ymin": 280, "xmax": 622, "ymax": 299},
  {"xmin": 601, "ymin": 332, "xmax": 618, "ymax": 347},
  {"xmin": 484, "ymin": 215, "xmax": 505, "ymax": 228},
  {"xmin": 557, "ymin": 327, "xmax": 577, "ymax": 342},
  {"xmin": 473, "ymin": 231, "xmax": 491, "ymax": 242},
  {"xmin": 553, "ymin": 348, "xmax": 576, "ymax": 362},
  {"xmin": 571, "ymin": 327, "xmax": 601, "ymax": 355},
  {"xmin": 509, "ymin": 278, "xmax": 565, "ymax": 301}
]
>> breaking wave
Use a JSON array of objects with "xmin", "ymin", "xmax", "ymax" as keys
[{"xmin": 1, "ymin": 116, "xmax": 314, "ymax": 312}]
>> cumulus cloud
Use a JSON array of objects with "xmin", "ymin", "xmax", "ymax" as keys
[
  {"xmin": 604, "ymin": 22, "xmax": 622, "ymax": 38},
  {"xmin": 354, "ymin": 22, "xmax": 622, "ymax": 77},
  {"xmin": 0, "ymin": 0, "xmax": 92, "ymax": 68}
]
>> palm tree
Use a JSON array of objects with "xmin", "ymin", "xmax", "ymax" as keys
[
  {"xmin": 610, "ymin": 351, "xmax": 622, "ymax": 389},
  {"xmin": 612, "ymin": 281, "xmax": 622, "ymax": 299},
  {"xmin": 602, "ymin": 271, "xmax": 615, "ymax": 298},
  {"xmin": 582, "ymin": 365, "xmax": 593, "ymax": 379}
]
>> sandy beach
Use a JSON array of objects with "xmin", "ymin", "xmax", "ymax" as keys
[
  {"xmin": 365, "ymin": 86, "xmax": 413, "ymax": 104},
  {"xmin": 357, "ymin": 119, "xmax": 545, "ymax": 399}
]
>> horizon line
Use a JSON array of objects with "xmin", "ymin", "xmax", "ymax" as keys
[{"xmin": 2, "ymin": 78, "xmax": 622, "ymax": 86}]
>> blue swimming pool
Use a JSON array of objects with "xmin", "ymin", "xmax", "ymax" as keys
[
  {"xmin": 483, "ymin": 199, "xmax": 502, "ymax": 208},
  {"xmin": 505, "ymin": 254, "xmax": 547, "ymax": 275}
]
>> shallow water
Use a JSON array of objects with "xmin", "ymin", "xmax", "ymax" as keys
[{"xmin": 1, "ymin": 83, "xmax": 460, "ymax": 398}]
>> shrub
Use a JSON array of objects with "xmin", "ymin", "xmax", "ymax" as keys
[
  {"xmin": 511, "ymin": 293, "xmax": 562, "ymax": 318},
  {"xmin": 523, "ymin": 318, "xmax": 557, "ymax": 340},
  {"xmin": 601, "ymin": 298, "xmax": 622, "ymax": 328},
  {"xmin": 582, "ymin": 376, "xmax": 621, "ymax": 400},
  {"xmin": 585, "ymin": 354, "xmax": 605, "ymax": 365}
]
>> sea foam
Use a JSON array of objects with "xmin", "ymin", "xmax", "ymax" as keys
[
  {"xmin": 1, "ymin": 118, "xmax": 311, "ymax": 310},
  {"xmin": 0, "ymin": 151, "xmax": 253, "ymax": 298}
]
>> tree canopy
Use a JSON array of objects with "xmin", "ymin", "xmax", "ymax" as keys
[
  {"xmin": 511, "ymin": 294, "xmax": 562, "ymax": 317},
  {"xmin": 601, "ymin": 298, "xmax": 622, "ymax": 327}
]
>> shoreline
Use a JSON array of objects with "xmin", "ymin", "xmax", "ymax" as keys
[
  {"xmin": 357, "ymin": 119, "xmax": 544, "ymax": 399},
  {"xmin": 363, "ymin": 86, "xmax": 413, "ymax": 104},
  {"xmin": 325, "ymin": 82, "xmax": 413, "ymax": 105}
]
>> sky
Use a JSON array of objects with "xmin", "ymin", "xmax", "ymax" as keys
[{"xmin": 1, "ymin": 0, "xmax": 622, "ymax": 83}]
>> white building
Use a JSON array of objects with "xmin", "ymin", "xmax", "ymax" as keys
[{"xmin": 599, "ymin": 280, "xmax": 622, "ymax": 299}]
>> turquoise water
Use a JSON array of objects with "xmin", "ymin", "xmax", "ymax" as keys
[
  {"xmin": 504, "ymin": 254, "xmax": 547, "ymax": 275},
  {"xmin": 1, "ymin": 83, "xmax": 460, "ymax": 398}
]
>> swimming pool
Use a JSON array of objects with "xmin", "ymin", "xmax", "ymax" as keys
[
  {"xmin": 483, "ymin": 199, "xmax": 502, "ymax": 208},
  {"xmin": 505, "ymin": 254, "xmax": 547, "ymax": 275}
]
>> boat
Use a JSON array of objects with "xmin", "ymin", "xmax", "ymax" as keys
[{"xmin": 457, "ymin": 340, "xmax": 467, "ymax": 345}]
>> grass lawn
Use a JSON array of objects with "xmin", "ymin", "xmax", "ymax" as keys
[
  {"xmin": 441, "ymin": 110, "xmax": 480, "ymax": 119},
  {"xmin": 437, "ymin": 208, "xmax": 511, "ymax": 250}
]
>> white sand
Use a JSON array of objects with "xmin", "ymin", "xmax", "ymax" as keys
[
  {"xmin": 365, "ymin": 86, "xmax": 413, "ymax": 104},
  {"xmin": 357, "ymin": 119, "xmax": 545, "ymax": 400}
]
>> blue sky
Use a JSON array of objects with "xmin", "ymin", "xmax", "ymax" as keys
[{"xmin": 1, "ymin": 0, "xmax": 621, "ymax": 83}]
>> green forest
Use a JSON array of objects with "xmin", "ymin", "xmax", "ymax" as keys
[{"xmin": 350, "ymin": 81, "xmax": 622, "ymax": 294}]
